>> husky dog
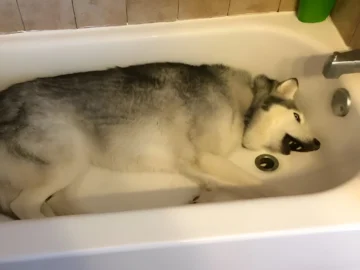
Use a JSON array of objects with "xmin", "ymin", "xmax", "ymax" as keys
[{"xmin": 0, "ymin": 63, "xmax": 320, "ymax": 219}]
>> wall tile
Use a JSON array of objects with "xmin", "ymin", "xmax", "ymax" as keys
[
  {"xmin": 0, "ymin": 0, "xmax": 24, "ymax": 33},
  {"xmin": 17, "ymin": 0, "xmax": 76, "ymax": 30},
  {"xmin": 278, "ymin": 0, "xmax": 297, "ymax": 11},
  {"xmin": 351, "ymin": 23, "xmax": 360, "ymax": 49},
  {"xmin": 73, "ymin": 0, "xmax": 126, "ymax": 28},
  {"xmin": 127, "ymin": 0, "xmax": 178, "ymax": 24},
  {"xmin": 331, "ymin": 0, "xmax": 360, "ymax": 45},
  {"xmin": 178, "ymin": 0, "xmax": 230, "ymax": 20},
  {"xmin": 229, "ymin": 0, "xmax": 280, "ymax": 15}
]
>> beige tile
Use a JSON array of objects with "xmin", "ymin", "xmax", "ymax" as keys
[
  {"xmin": 229, "ymin": 0, "xmax": 280, "ymax": 15},
  {"xmin": 351, "ymin": 23, "xmax": 360, "ymax": 49},
  {"xmin": 331, "ymin": 0, "xmax": 360, "ymax": 45},
  {"xmin": 278, "ymin": 0, "xmax": 297, "ymax": 11},
  {"xmin": 73, "ymin": 0, "xmax": 126, "ymax": 28},
  {"xmin": 0, "ymin": 0, "xmax": 24, "ymax": 33},
  {"xmin": 17, "ymin": 0, "xmax": 76, "ymax": 30},
  {"xmin": 179, "ymin": 0, "xmax": 230, "ymax": 20},
  {"xmin": 127, "ymin": 0, "xmax": 178, "ymax": 24}
]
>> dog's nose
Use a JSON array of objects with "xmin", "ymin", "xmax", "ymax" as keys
[{"xmin": 313, "ymin": 138, "xmax": 321, "ymax": 150}]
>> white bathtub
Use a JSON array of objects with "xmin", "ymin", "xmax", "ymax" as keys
[{"xmin": 1, "ymin": 12, "xmax": 360, "ymax": 269}]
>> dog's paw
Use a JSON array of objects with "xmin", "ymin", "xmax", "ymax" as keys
[
  {"xmin": 201, "ymin": 180, "xmax": 218, "ymax": 192},
  {"xmin": 190, "ymin": 195, "xmax": 200, "ymax": 204},
  {"xmin": 190, "ymin": 189, "xmax": 216, "ymax": 204}
]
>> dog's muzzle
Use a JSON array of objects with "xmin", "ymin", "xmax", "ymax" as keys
[{"xmin": 281, "ymin": 134, "xmax": 321, "ymax": 155}]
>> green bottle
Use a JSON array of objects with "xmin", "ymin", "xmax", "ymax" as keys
[{"xmin": 297, "ymin": 0, "xmax": 337, "ymax": 23}]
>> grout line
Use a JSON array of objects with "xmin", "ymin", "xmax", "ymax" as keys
[
  {"xmin": 277, "ymin": 0, "xmax": 282, "ymax": 12},
  {"xmin": 125, "ymin": 0, "xmax": 129, "ymax": 25},
  {"xmin": 227, "ymin": 0, "xmax": 231, "ymax": 16},
  {"xmin": 71, "ymin": 0, "xmax": 78, "ymax": 28},
  {"xmin": 15, "ymin": 0, "xmax": 26, "ymax": 31},
  {"xmin": 177, "ymin": 0, "xmax": 180, "ymax": 20}
]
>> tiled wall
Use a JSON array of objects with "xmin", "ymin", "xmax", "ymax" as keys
[
  {"xmin": 331, "ymin": 0, "xmax": 360, "ymax": 48},
  {"xmin": 0, "ymin": 0, "xmax": 358, "ymax": 48},
  {"xmin": 0, "ymin": 0, "xmax": 296, "ymax": 33}
]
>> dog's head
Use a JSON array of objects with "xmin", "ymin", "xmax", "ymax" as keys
[{"xmin": 242, "ymin": 75, "xmax": 320, "ymax": 155}]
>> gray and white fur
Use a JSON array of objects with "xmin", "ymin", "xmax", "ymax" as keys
[{"xmin": 0, "ymin": 63, "xmax": 320, "ymax": 219}]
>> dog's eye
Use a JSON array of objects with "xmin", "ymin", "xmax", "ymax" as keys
[{"xmin": 294, "ymin": 112, "xmax": 301, "ymax": 123}]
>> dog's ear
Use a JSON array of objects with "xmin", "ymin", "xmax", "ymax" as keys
[
  {"xmin": 246, "ymin": 75, "xmax": 276, "ymax": 127},
  {"xmin": 274, "ymin": 78, "xmax": 298, "ymax": 100},
  {"xmin": 252, "ymin": 75, "xmax": 275, "ymax": 95}
]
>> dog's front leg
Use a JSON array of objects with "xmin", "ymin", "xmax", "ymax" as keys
[
  {"xmin": 197, "ymin": 152, "xmax": 261, "ymax": 187},
  {"xmin": 196, "ymin": 152, "xmax": 286, "ymax": 200},
  {"xmin": 180, "ymin": 153, "xmax": 263, "ymax": 204}
]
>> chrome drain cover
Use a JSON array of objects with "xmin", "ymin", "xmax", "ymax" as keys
[{"xmin": 255, "ymin": 154, "xmax": 279, "ymax": 172}]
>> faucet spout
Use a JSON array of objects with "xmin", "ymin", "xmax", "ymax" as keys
[{"xmin": 323, "ymin": 49, "xmax": 360, "ymax": 79}]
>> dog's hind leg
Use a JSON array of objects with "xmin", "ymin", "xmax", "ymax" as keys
[{"xmin": 10, "ymin": 160, "xmax": 88, "ymax": 219}]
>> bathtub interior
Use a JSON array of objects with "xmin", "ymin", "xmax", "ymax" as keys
[{"xmin": 0, "ymin": 14, "xmax": 359, "ymax": 218}]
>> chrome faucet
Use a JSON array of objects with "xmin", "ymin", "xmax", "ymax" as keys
[{"xmin": 323, "ymin": 49, "xmax": 360, "ymax": 78}]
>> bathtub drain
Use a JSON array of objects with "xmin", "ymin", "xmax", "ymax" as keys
[
  {"xmin": 331, "ymin": 88, "xmax": 351, "ymax": 117},
  {"xmin": 255, "ymin": 154, "xmax": 279, "ymax": 172}
]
